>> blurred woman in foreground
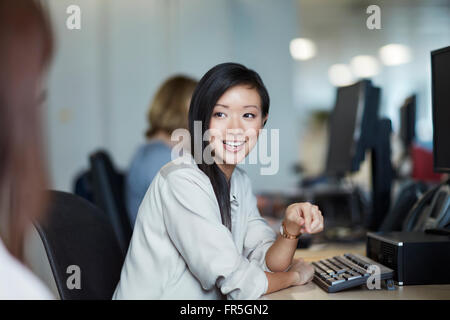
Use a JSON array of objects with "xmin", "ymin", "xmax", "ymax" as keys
[{"xmin": 0, "ymin": 0, "xmax": 54, "ymax": 299}]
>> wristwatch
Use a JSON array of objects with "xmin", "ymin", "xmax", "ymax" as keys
[{"xmin": 279, "ymin": 220, "xmax": 301, "ymax": 240}]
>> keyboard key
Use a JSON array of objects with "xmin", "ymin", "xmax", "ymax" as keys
[
  {"xmin": 354, "ymin": 266, "xmax": 370, "ymax": 276},
  {"xmin": 321, "ymin": 274, "xmax": 334, "ymax": 281},
  {"xmin": 341, "ymin": 273, "xmax": 353, "ymax": 281},
  {"xmin": 312, "ymin": 262, "xmax": 326, "ymax": 272},
  {"xmin": 328, "ymin": 259, "xmax": 349, "ymax": 274},
  {"xmin": 322, "ymin": 260, "xmax": 342, "ymax": 274},
  {"xmin": 325, "ymin": 277, "xmax": 345, "ymax": 286},
  {"xmin": 335, "ymin": 256, "xmax": 369, "ymax": 276},
  {"xmin": 314, "ymin": 262, "xmax": 335, "ymax": 275},
  {"xmin": 336, "ymin": 274, "xmax": 345, "ymax": 280},
  {"xmin": 347, "ymin": 271, "xmax": 363, "ymax": 281},
  {"xmin": 348, "ymin": 254, "xmax": 371, "ymax": 269},
  {"xmin": 313, "ymin": 267, "xmax": 329, "ymax": 278}
]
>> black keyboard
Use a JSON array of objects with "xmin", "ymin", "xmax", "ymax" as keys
[{"xmin": 312, "ymin": 253, "xmax": 395, "ymax": 293}]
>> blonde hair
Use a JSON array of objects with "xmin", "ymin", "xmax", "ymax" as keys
[{"xmin": 146, "ymin": 75, "xmax": 197, "ymax": 138}]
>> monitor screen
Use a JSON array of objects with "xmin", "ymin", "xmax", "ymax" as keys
[
  {"xmin": 431, "ymin": 46, "xmax": 450, "ymax": 173},
  {"xmin": 400, "ymin": 95, "xmax": 416, "ymax": 148},
  {"xmin": 326, "ymin": 82, "xmax": 364, "ymax": 176}
]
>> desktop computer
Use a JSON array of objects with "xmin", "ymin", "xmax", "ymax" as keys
[
  {"xmin": 312, "ymin": 45, "xmax": 450, "ymax": 293},
  {"xmin": 366, "ymin": 231, "xmax": 450, "ymax": 285}
]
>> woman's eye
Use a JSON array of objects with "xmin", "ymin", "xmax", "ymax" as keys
[
  {"xmin": 243, "ymin": 113, "xmax": 256, "ymax": 118},
  {"xmin": 214, "ymin": 112, "xmax": 226, "ymax": 118}
]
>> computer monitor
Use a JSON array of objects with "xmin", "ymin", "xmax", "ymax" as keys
[
  {"xmin": 431, "ymin": 46, "xmax": 450, "ymax": 173},
  {"xmin": 326, "ymin": 80, "xmax": 380, "ymax": 177},
  {"xmin": 399, "ymin": 95, "xmax": 416, "ymax": 149}
]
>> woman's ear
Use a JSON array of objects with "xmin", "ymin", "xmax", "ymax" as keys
[{"xmin": 262, "ymin": 115, "xmax": 268, "ymax": 127}]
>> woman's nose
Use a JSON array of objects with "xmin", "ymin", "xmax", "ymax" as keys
[{"xmin": 227, "ymin": 114, "xmax": 243, "ymax": 131}]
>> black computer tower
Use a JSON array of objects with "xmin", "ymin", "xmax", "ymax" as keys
[{"xmin": 366, "ymin": 231, "xmax": 450, "ymax": 285}]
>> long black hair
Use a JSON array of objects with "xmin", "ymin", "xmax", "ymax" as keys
[{"xmin": 188, "ymin": 63, "xmax": 270, "ymax": 231}]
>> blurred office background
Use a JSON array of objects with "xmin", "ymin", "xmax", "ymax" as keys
[{"xmin": 44, "ymin": 0, "xmax": 450, "ymax": 194}]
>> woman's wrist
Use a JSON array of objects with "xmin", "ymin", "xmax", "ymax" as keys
[
  {"xmin": 264, "ymin": 271, "xmax": 302, "ymax": 295},
  {"xmin": 281, "ymin": 219, "xmax": 302, "ymax": 238},
  {"xmin": 288, "ymin": 271, "xmax": 301, "ymax": 286}
]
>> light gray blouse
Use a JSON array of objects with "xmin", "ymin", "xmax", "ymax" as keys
[{"xmin": 112, "ymin": 154, "xmax": 277, "ymax": 300}]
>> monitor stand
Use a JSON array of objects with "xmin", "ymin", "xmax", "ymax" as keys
[{"xmin": 367, "ymin": 118, "xmax": 394, "ymax": 231}]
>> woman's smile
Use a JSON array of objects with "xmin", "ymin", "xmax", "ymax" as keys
[{"xmin": 223, "ymin": 140, "xmax": 246, "ymax": 152}]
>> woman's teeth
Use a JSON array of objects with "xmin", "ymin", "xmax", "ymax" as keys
[{"xmin": 224, "ymin": 141, "xmax": 245, "ymax": 147}]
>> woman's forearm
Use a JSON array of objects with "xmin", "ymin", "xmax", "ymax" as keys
[
  {"xmin": 264, "ymin": 271, "xmax": 299, "ymax": 295},
  {"xmin": 265, "ymin": 235, "xmax": 299, "ymax": 272}
]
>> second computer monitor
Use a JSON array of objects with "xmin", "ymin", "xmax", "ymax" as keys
[{"xmin": 326, "ymin": 80, "xmax": 380, "ymax": 177}]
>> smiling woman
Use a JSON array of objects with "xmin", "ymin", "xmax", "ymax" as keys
[
  {"xmin": 112, "ymin": 63, "xmax": 323, "ymax": 300},
  {"xmin": 188, "ymin": 63, "xmax": 270, "ymax": 231}
]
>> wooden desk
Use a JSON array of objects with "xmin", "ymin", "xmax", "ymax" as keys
[{"xmin": 261, "ymin": 242, "xmax": 450, "ymax": 300}]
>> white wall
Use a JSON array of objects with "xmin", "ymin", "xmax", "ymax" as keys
[
  {"xmin": 46, "ymin": 0, "xmax": 105, "ymax": 192},
  {"xmin": 293, "ymin": 0, "xmax": 450, "ymax": 134},
  {"xmin": 104, "ymin": 0, "xmax": 172, "ymax": 167},
  {"xmin": 45, "ymin": 0, "xmax": 301, "ymax": 193}
]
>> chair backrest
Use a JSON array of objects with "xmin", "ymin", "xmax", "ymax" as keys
[
  {"xmin": 89, "ymin": 150, "xmax": 132, "ymax": 256},
  {"xmin": 35, "ymin": 191, "xmax": 125, "ymax": 300},
  {"xmin": 379, "ymin": 180, "xmax": 428, "ymax": 232},
  {"xmin": 73, "ymin": 169, "xmax": 94, "ymax": 203}
]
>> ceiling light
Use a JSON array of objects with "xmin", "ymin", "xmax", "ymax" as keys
[
  {"xmin": 290, "ymin": 38, "xmax": 317, "ymax": 61},
  {"xmin": 350, "ymin": 55, "xmax": 380, "ymax": 78},
  {"xmin": 328, "ymin": 64, "xmax": 355, "ymax": 87},
  {"xmin": 379, "ymin": 44, "xmax": 412, "ymax": 66}
]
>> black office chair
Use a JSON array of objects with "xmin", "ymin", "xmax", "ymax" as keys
[
  {"xmin": 35, "ymin": 191, "xmax": 124, "ymax": 300},
  {"xmin": 89, "ymin": 150, "xmax": 132, "ymax": 256},
  {"xmin": 379, "ymin": 180, "xmax": 428, "ymax": 232}
]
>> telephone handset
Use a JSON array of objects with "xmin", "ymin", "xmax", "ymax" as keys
[{"xmin": 402, "ymin": 179, "xmax": 450, "ymax": 232}]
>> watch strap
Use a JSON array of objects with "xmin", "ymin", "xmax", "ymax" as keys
[{"xmin": 280, "ymin": 220, "xmax": 301, "ymax": 240}]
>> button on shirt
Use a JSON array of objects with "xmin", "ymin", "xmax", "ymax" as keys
[{"xmin": 113, "ymin": 155, "xmax": 277, "ymax": 300}]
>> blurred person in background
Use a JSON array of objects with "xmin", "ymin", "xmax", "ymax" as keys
[
  {"xmin": 126, "ymin": 75, "xmax": 197, "ymax": 226},
  {"xmin": 0, "ymin": 0, "xmax": 54, "ymax": 299}
]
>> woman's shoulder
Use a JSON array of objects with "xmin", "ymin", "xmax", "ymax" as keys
[
  {"xmin": 0, "ymin": 240, "xmax": 53, "ymax": 299},
  {"xmin": 136, "ymin": 140, "xmax": 172, "ymax": 161},
  {"xmin": 159, "ymin": 155, "xmax": 206, "ymax": 182},
  {"xmin": 128, "ymin": 141, "xmax": 172, "ymax": 174},
  {"xmin": 151, "ymin": 157, "xmax": 218, "ymax": 206}
]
